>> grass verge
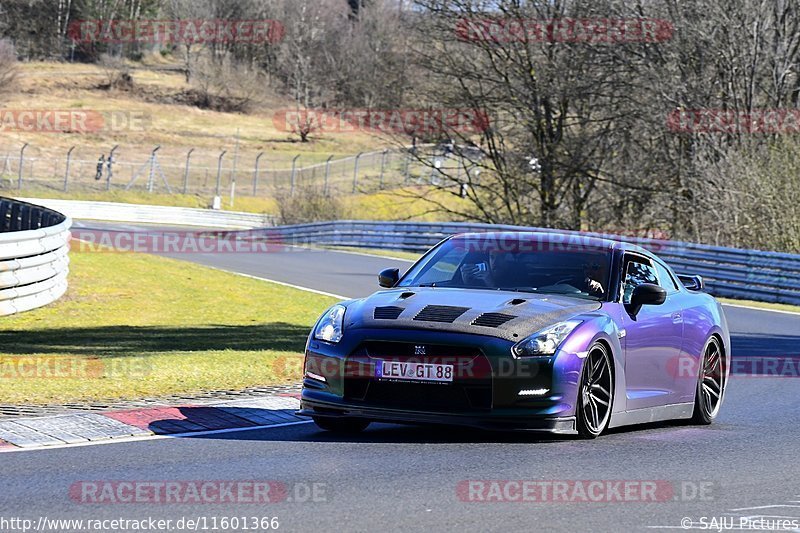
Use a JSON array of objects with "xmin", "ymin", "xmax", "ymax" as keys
[
  {"xmin": 719, "ymin": 298, "xmax": 800, "ymax": 314},
  {"xmin": 0, "ymin": 250, "xmax": 336, "ymax": 405}
]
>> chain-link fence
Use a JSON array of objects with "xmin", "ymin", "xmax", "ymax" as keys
[{"xmin": 0, "ymin": 143, "xmax": 481, "ymax": 199}]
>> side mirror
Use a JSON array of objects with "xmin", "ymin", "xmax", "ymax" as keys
[
  {"xmin": 378, "ymin": 268, "xmax": 399, "ymax": 288},
  {"xmin": 626, "ymin": 283, "xmax": 667, "ymax": 315}
]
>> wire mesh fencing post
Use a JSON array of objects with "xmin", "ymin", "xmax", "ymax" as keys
[
  {"xmin": 183, "ymin": 148, "xmax": 194, "ymax": 194},
  {"xmin": 215, "ymin": 150, "xmax": 227, "ymax": 197},
  {"xmin": 379, "ymin": 149, "xmax": 388, "ymax": 190},
  {"xmin": 64, "ymin": 146, "xmax": 75, "ymax": 192},
  {"xmin": 107, "ymin": 145, "xmax": 119, "ymax": 191},
  {"xmin": 253, "ymin": 152, "xmax": 264, "ymax": 196},
  {"xmin": 146, "ymin": 146, "xmax": 161, "ymax": 193},
  {"xmin": 324, "ymin": 154, "xmax": 334, "ymax": 196},
  {"xmin": 290, "ymin": 154, "xmax": 300, "ymax": 196},
  {"xmin": 18, "ymin": 143, "xmax": 28, "ymax": 190},
  {"xmin": 352, "ymin": 152, "xmax": 363, "ymax": 193}
]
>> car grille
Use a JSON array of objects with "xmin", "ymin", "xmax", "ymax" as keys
[
  {"xmin": 413, "ymin": 305, "xmax": 470, "ymax": 323},
  {"xmin": 362, "ymin": 382, "xmax": 491, "ymax": 412},
  {"xmin": 343, "ymin": 342, "xmax": 492, "ymax": 412}
]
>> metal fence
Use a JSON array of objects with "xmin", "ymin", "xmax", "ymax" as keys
[
  {"xmin": 255, "ymin": 220, "xmax": 800, "ymax": 306},
  {"xmin": 0, "ymin": 198, "xmax": 71, "ymax": 316},
  {"xmin": 0, "ymin": 143, "xmax": 466, "ymax": 199}
]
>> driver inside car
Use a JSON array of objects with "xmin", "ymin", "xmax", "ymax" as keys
[
  {"xmin": 582, "ymin": 260, "xmax": 606, "ymax": 296},
  {"xmin": 459, "ymin": 249, "xmax": 523, "ymax": 288}
]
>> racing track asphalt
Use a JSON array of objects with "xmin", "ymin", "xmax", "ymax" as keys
[{"xmin": 2, "ymin": 223, "xmax": 799, "ymax": 532}]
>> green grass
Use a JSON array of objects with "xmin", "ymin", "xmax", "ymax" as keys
[
  {"xmin": 0, "ymin": 250, "xmax": 337, "ymax": 405},
  {"xmin": 719, "ymin": 298, "xmax": 800, "ymax": 314}
]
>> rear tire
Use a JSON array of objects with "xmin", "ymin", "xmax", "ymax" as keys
[
  {"xmin": 312, "ymin": 416, "xmax": 370, "ymax": 434},
  {"xmin": 691, "ymin": 336, "xmax": 725, "ymax": 425},
  {"xmin": 576, "ymin": 343, "xmax": 614, "ymax": 439}
]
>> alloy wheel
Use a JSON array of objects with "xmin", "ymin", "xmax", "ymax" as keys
[
  {"xmin": 699, "ymin": 337, "xmax": 724, "ymax": 419},
  {"xmin": 579, "ymin": 345, "xmax": 613, "ymax": 436}
]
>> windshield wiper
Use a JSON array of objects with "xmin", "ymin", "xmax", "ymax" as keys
[
  {"xmin": 535, "ymin": 289, "xmax": 599, "ymax": 300},
  {"xmin": 497, "ymin": 287, "xmax": 538, "ymax": 293}
]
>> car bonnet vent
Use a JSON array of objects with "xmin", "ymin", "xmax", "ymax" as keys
[
  {"xmin": 413, "ymin": 305, "xmax": 470, "ymax": 323},
  {"xmin": 472, "ymin": 312, "xmax": 517, "ymax": 328},
  {"xmin": 374, "ymin": 306, "xmax": 404, "ymax": 320}
]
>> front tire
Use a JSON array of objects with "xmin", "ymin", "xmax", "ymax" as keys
[
  {"xmin": 691, "ymin": 336, "xmax": 725, "ymax": 424},
  {"xmin": 312, "ymin": 416, "xmax": 370, "ymax": 434},
  {"xmin": 576, "ymin": 343, "xmax": 614, "ymax": 439}
]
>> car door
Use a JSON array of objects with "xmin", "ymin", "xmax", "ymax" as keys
[
  {"xmin": 653, "ymin": 260, "xmax": 699, "ymax": 404},
  {"xmin": 620, "ymin": 254, "xmax": 684, "ymax": 410}
]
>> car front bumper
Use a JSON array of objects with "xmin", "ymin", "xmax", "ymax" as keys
[
  {"xmin": 297, "ymin": 328, "xmax": 583, "ymax": 434},
  {"xmin": 297, "ymin": 393, "xmax": 576, "ymax": 433}
]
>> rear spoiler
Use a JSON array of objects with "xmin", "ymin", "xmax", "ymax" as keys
[{"xmin": 678, "ymin": 275, "xmax": 704, "ymax": 291}]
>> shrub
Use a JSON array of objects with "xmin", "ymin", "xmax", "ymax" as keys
[{"xmin": 274, "ymin": 186, "xmax": 344, "ymax": 225}]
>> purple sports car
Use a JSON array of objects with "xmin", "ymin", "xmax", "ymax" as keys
[{"xmin": 299, "ymin": 232, "xmax": 730, "ymax": 438}]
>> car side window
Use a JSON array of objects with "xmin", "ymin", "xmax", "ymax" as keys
[
  {"xmin": 622, "ymin": 258, "xmax": 659, "ymax": 304},
  {"xmin": 654, "ymin": 261, "xmax": 679, "ymax": 293}
]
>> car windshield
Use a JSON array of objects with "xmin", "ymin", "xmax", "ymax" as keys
[{"xmin": 398, "ymin": 234, "xmax": 612, "ymax": 301}]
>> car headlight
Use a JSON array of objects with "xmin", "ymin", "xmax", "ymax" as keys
[
  {"xmin": 313, "ymin": 305, "xmax": 346, "ymax": 343},
  {"xmin": 512, "ymin": 320, "xmax": 583, "ymax": 357}
]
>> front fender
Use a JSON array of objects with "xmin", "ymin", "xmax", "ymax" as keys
[{"xmin": 552, "ymin": 314, "xmax": 625, "ymax": 417}]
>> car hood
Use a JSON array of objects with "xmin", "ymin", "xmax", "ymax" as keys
[{"xmin": 344, "ymin": 287, "xmax": 602, "ymax": 342}]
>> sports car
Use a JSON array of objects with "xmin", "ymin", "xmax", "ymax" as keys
[{"xmin": 298, "ymin": 232, "xmax": 730, "ymax": 438}]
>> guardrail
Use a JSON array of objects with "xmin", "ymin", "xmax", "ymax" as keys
[
  {"xmin": 257, "ymin": 220, "xmax": 800, "ymax": 306},
  {"xmin": 0, "ymin": 198, "xmax": 71, "ymax": 316},
  {"xmin": 16, "ymin": 198, "xmax": 275, "ymax": 229}
]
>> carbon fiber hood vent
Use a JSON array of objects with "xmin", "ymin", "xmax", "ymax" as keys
[
  {"xmin": 374, "ymin": 306, "xmax": 404, "ymax": 320},
  {"xmin": 348, "ymin": 287, "xmax": 602, "ymax": 342},
  {"xmin": 414, "ymin": 305, "xmax": 469, "ymax": 323},
  {"xmin": 472, "ymin": 312, "xmax": 517, "ymax": 328}
]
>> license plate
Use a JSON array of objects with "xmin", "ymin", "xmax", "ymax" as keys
[{"xmin": 375, "ymin": 361, "xmax": 453, "ymax": 382}]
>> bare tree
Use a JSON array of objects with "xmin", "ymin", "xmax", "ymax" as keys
[
  {"xmin": 0, "ymin": 39, "xmax": 18, "ymax": 102},
  {"xmin": 333, "ymin": 0, "xmax": 409, "ymax": 108},
  {"xmin": 404, "ymin": 0, "xmax": 644, "ymax": 229},
  {"xmin": 98, "ymin": 53, "xmax": 134, "ymax": 90},
  {"xmin": 274, "ymin": 0, "xmax": 350, "ymax": 109},
  {"xmin": 600, "ymin": 0, "xmax": 800, "ymax": 244},
  {"xmin": 190, "ymin": 55, "xmax": 267, "ymax": 112}
]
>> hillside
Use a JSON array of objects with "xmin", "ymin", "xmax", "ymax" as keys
[{"xmin": 1, "ymin": 60, "xmax": 467, "ymax": 219}]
